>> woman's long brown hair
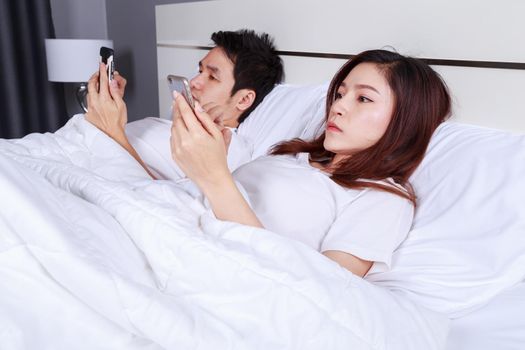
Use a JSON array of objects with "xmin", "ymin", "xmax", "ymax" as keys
[{"xmin": 271, "ymin": 50, "xmax": 451, "ymax": 206}]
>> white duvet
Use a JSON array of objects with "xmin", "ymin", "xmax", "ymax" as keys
[{"xmin": 0, "ymin": 115, "xmax": 448, "ymax": 350}]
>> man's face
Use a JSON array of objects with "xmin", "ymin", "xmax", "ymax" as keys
[{"xmin": 190, "ymin": 47, "xmax": 241, "ymax": 127}]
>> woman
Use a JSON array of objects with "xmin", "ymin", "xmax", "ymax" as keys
[{"xmin": 87, "ymin": 49, "xmax": 451, "ymax": 278}]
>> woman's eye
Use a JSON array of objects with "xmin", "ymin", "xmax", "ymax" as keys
[
  {"xmin": 334, "ymin": 92, "xmax": 343, "ymax": 100},
  {"xmin": 358, "ymin": 96, "xmax": 372, "ymax": 103},
  {"xmin": 209, "ymin": 75, "xmax": 217, "ymax": 81}
]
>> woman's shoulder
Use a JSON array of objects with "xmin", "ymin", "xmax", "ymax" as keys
[
  {"xmin": 251, "ymin": 152, "xmax": 308, "ymax": 166},
  {"xmin": 342, "ymin": 178, "xmax": 413, "ymax": 208}
]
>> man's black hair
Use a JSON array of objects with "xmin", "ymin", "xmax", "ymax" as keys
[{"xmin": 211, "ymin": 29, "xmax": 284, "ymax": 124}]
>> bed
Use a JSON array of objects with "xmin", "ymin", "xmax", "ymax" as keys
[{"xmin": 1, "ymin": 1, "xmax": 525, "ymax": 349}]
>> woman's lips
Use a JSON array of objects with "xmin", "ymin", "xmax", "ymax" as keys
[{"xmin": 326, "ymin": 122, "xmax": 342, "ymax": 132}]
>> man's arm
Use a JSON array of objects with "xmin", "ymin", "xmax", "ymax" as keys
[{"xmin": 85, "ymin": 63, "xmax": 156, "ymax": 179}]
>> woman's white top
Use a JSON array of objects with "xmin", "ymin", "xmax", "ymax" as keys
[{"xmin": 233, "ymin": 153, "xmax": 414, "ymax": 273}]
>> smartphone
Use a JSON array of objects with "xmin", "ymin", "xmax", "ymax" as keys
[
  {"xmin": 99, "ymin": 46, "xmax": 114, "ymax": 82},
  {"xmin": 167, "ymin": 74, "xmax": 195, "ymax": 109}
]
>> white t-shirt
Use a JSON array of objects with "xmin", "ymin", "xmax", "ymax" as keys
[{"xmin": 233, "ymin": 153, "xmax": 414, "ymax": 273}]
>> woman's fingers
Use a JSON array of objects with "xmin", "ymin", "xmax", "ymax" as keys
[
  {"xmin": 222, "ymin": 127, "xmax": 232, "ymax": 151},
  {"xmin": 171, "ymin": 93, "xmax": 188, "ymax": 132},
  {"xmin": 174, "ymin": 91, "xmax": 204, "ymax": 133},
  {"xmin": 170, "ymin": 113, "xmax": 190, "ymax": 159},
  {"xmin": 194, "ymin": 101, "xmax": 222, "ymax": 138}
]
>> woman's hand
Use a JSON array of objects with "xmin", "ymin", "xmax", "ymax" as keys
[
  {"xmin": 170, "ymin": 91, "xmax": 263, "ymax": 229},
  {"xmin": 170, "ymin": 92, "xmax": 232, "ymax": 190},
  {"xmin": 85, "ymin": 63, "xmax": 128, "ymax": 142}
]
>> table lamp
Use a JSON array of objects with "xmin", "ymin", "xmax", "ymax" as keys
[{"xmin": 45, "ymin": 39, "xmax": 113, "ymax": 112}]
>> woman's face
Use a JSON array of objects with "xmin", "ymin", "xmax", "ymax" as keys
[{"xmin": 324, "ymin": 62, "xmax": 394, "ymax": 161}]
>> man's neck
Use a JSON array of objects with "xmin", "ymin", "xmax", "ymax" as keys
[{"xmin": 224, "ymin": 119, "xmax": 240, "ymax": 128}]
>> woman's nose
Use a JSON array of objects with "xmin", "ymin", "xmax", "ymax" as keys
[{"xmin": 330, "ymin": 99, "xmax": 346, "ymax": 118}]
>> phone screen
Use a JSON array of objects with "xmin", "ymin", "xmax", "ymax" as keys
[
  {"xmin": 99, "ymin": 46, "xmax": 114, "ymax": 82},
  {"xmin": 167, "ymin": 74, "xmax": 195, "ymax": 109}
]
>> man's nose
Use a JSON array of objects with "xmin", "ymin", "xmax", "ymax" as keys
[{"xmin": 190, "ymin": 74, "xmax": 201, "ymax": 90}]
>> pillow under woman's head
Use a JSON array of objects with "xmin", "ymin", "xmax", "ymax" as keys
[
  {"xmin": 366, "ymin": 122, "xmax": 525, "ymax": 318},
  {"xmin": 238, "ymin": 83, "xmax": 328, "ymax": 158}
]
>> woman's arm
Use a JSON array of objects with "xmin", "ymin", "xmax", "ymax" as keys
[
  {"xmin": 85, "ymin": 63, "xmax": 155, "ymax": 179},
  {"xmin": 170, "ymin": 92, "xmax": 262, "ymax": 228},
  {"xmin": 322, "ymin": 251, "xmax": 373, "ymax": 277}
]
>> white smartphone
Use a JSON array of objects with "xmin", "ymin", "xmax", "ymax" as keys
[{"xmin": 167, "ymin": 74, "xmax": 195, "ymax": 109}]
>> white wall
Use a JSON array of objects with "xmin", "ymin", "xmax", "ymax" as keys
[
  {"xmin": 156, "ymin": 0, "xmax": 525, "ymax": 132},
  {"xmin": 50, "ymin": 0, "xmax": 205, "ymax": 121},
  {"xmin": 50, "ymin": 0, "xmax": 108, "ymax": 39}
]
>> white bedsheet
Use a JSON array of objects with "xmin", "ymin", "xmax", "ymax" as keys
[
  {"xmin": 446, "ymin": 281, "xmax": 525, "ymax": 350},
  {"xmin": 0, "ymin": 115, "xmax": 448, "ymax": 350}
]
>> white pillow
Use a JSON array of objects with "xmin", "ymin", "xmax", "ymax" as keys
[
  {"xmin": 238, "ymin": 83, "xmax": 328, "ymax": 159},
  {"xmin": 366, "ymin": 122, "xmax": 525, "ymax": 318}
]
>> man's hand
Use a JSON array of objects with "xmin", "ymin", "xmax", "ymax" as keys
[
  {"xmin": 85, "ymin": 63, "xmax": 128, "ymax": 142},
  {"xmin": 112, "ymin": 71, "xmax": 127, "ymax": 99},
  {"xmin": 85, "ymin": 64, "xmax": 156, "ymax": 179}
]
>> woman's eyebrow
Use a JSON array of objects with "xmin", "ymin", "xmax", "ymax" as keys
[{"xmin": 355, "ymin": 84, "xmax": 380, "ymax": 94}]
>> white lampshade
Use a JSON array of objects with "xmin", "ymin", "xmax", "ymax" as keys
[{"xmin": 45, "ymin": 39, "xmax": 113, "ymax": 82}]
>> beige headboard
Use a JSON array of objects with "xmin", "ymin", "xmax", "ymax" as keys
[{"xmin": 155, "ymin": 0, "xmax": 525, "ymax": 132}]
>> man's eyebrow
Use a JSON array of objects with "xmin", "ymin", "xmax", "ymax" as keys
[
  {"xmin": 199, "ymin": 60, "xmax": 221, "ymax": 78},
  {"xmin": 206, "ymin": 64, "xmax": 220, "ymax": 77}
]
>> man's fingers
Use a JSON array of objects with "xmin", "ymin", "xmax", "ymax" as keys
[
  {"xmin": 87, "ymin": 72, "xmax": 99, "ymax": 95},
  {"xmin": 98, "ymin": 62, "xmax": 110, "ymax": 98},
  {"xmin": 109, "ymin": 79, "xmax": 126, "ymax": 110},
  {"xmin": 114, "ymin": 71, "xmax": 126, "ymax": 84},
  {"xmin": 114, "ymin": 72, "xmax": 127, "ymax": 94},
  {"xmin": 86, "ymin": 72, "xmax": 100, "ymax": 110}
]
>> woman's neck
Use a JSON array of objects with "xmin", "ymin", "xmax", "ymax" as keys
[{"xmin": 309, "ymin": 153, "xmax": 348, "ymax": 173}]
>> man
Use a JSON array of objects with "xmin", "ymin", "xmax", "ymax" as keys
[
  {"xmin": 124, "ymin": 29, "xmax": 284, "ymax": 179},
  {"xmin": 190, "ymin": 30, "xmax": 284, "ymax": 128}
]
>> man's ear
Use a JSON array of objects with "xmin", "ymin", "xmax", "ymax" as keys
[{"xmin": 234, "ymin": 89, "xmax": 256, "ymax": 112}]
